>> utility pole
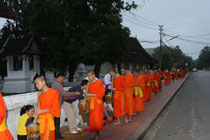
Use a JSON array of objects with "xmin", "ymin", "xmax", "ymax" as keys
[{"xmin": 159, "ymin": 25, "xmax": 164, "ymax": 69}]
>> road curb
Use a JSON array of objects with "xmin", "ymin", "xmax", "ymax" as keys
[{"xmin": 127, "ymin": 73, "xmax": 191, "ymax": 140}]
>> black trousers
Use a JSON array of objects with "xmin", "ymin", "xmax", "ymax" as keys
[
  {"xmin": 17, "ymin": 135, "xmax": 27, "ymax": 140},
  {"xmin": 54, "ymin": 117, "xmax": 62, "ymax": 139}
]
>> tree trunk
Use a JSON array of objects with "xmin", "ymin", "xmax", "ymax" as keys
[
  {"xmin": 68, "ymin": 64, "xmax": 77, "ymax": 82},
  {"xmin": 94, "ymin": 63, "xmax": 101, "ymax": 78}
]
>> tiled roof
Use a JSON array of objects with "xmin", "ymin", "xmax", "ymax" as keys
[
  {"xmin": 122, "ymin": 37, "xmax": 157, "ymax": 65},
  {"xmin": 0, "ymin": 37, "xmax": 42, "ymax": 56},
  {"xmin": 0, "ymin": 1, "xmax": 16, "ymax": 20}
]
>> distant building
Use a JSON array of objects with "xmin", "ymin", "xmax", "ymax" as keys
[
  {"xmin": 0, "ymin": 37, "xmax": 42, "ymax": 93},
  {"xmin": 0, "ymin": 37, "xmax": 156, "ymax": 93},
  {"xmin": 120, "ymin": 37, "xmax": 157, "ymax": 71}
]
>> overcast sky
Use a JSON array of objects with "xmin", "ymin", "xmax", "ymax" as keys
[
  {"xmin": 121, "ymin": 0, "xmax": 210, "ymax": 60},
  {"xmin": 1, "ymin": 0, "xmax": 210, "ymax": 60}
]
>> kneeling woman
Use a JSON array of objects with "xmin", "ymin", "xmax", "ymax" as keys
[{"xmin": 17, "ymin": 105, "xmax": 35, "ymax": 140}]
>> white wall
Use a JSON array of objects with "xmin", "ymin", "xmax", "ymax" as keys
[{"xmin": 3, "ymin": 90, "xmax": 68, "ymax": 140}]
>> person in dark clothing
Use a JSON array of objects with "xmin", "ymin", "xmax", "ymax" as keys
[
  {"xmin": 51, "ymin": 73, "xmax": 80, "ymax": 139},
  {"xmin": 63, "ymin": 80, "xmax": 89, "ymax": 134}
]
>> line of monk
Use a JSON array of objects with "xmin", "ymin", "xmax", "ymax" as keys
[{"xmin": 0, "ymin": 67, "xmax": 187, "ymax": 140}]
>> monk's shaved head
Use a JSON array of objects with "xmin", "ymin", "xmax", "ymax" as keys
[
  {"xmin": 34, "ymin": 75, "xmax": 47, "ymax": 91},
  {"xmin": 120, "ymin": 67, "xmax": 127, "ymax": 76},
  {"xmin": 34, "ymin": 75, "xmax": 46, "ymax": 82},
  {"xmin": 88, "ymin": 70, "xmax": 95, "ymax": 75},
  {"xmin": 88, "ymin": 70, "xmax": 96, "ymax": 82}
]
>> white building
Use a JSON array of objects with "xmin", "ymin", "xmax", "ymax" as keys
[{"xmin": 0, "ymin": 37, "xmax": 41, "ymax": 93}]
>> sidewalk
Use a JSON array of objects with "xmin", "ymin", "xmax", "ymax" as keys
[{"xmin": 60, "ymin": 73, "xmax": 191, "ymax": 140}]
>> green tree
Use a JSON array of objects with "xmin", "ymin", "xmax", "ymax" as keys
[
  {"xmin": 197, "ymin": 46, "xmax": 210, "ymax": 69},
  {"xmin": 80, "ymin": 0, "xmax": 137, "ymax": 77},
  {"xmin": 152, "ymin": 45, "xmax": 191, "ymax": 70}
]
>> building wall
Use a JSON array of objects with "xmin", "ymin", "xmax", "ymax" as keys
[{"xmin": 2, "ymin": 55, "xmax": 40, "ymax": 93}]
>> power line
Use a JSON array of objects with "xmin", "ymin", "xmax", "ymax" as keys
[
  {"xmin": 164, "ymin": 34, "xmax": 210, "ymax": 45},
  {"xmin": 129, "ymin": 11, "xmax": 160, "ymax": 26},
  {"xmin": 164, "ymin": 30, "xmax": 210, "ymax": 41},
  {"xmin": 123, "ymin": 17, "xmax": 158, "ymax": 30},
  {"xmin": 122, "ymin": 13, "xmax": 158, "ymax": 27}
]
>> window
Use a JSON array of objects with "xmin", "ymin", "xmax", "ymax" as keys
[{"xmin": 13, "ymin": 56, "xmax": 22, "ymax": 71}]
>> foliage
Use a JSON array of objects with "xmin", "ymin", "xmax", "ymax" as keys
[
  {"xmin": 152, "ymin": 45, "xmax": 194, "ymax": 71},
  {"xmin": 196, "ymin": 46, "xmax": 210, "ymax": 69},
  {"xmin": 0, "ymin": 0, "xmax": 137, "ymax": 80}
]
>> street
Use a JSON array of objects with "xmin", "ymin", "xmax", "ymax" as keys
[{"xmin": 144, "ymin": 71, "xmax": 210, "ymax": 140}]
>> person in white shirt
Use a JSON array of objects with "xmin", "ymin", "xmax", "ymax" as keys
[{"xmin": 103, "ymin": 70, "xmax": 113, "ymax": 101}]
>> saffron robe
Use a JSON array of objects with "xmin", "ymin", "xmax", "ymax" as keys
[
  {"xmin": 113, "ymin": 76, "xmax": 125, "ymax": 118},
  {"xmin": 88, "ymin": 80, "xmax": 105, "ymax": 131},
  {"xmin": 133, "ymin": 75, "xmax": 145, "ymax": 112},
  {"xmin": 148, "ymin": 74, "xmax": 154, "ymax": 99},
  {"xmin": 38, "ymin": 88, "xmax": 60, "ymax": 140},
  {"xmin": 158, "ymin": 71, "xmax": 163, "ymax": 89},
  {"xmin": 143, "ymin": 75, "xmax": 149, "ymax": 102},
  {"xmin": 0, "ymin": 93, "xmax": 12, "ymax": 140},
  {"xmin": 124, "ymin": 74, "xmax": 135, "ymax": 116},
  {"xmin": 153, "ymin": 73, "xmax": 160, "ymax": 93},
  {"xmin": 164, "ymin": 72, "xmax": 168, "ymax": 85},
  {"xmin": 172, "ymin": 70, "xmax": 175, "ymax": 80},
  {"xmin": 168, "ymin": 72, "xmax": 171, "ymax": 83},
  {"xmin": 176, "ymin": 71, "xmax": 179, "ymax": 80}
]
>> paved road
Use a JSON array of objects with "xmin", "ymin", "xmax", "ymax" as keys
[{"xmin": 143, "ymin": 71, "xmax": 210, "ymax": 140}]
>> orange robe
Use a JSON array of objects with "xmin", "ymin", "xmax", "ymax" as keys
[
  {"xmin": 113, "ymin": 76, "xmax": 125, "ymax": 118},
  {"xmin": 38, "ymin": 88, "xmax": 60, "ymax": 140},
  {"xmin": 168, "ymin": 72, "xmax": 171, "ymax": 83},
  {"xmin": 133, "ymin": 75, "xmax": 145, "ymax": 112},
  {"xmin": 158, "ymin": 71, "xmax": 163, "ymax": 89},
  {"xmin": 172, "ymin": 70, "xmax": 175, "ymax": 80},
  {"xmin": 176, "ymin": 71, "xmax": 179, "ymax": 80},
  {"xmin": 0, "ymin": 93, "xmax": 12, "ymax": 140},
  {"xmin": 153, "ymin": 73, "xmax": 160, "ymax": 93},
  {"xmin": 124, "ymin": 74, "xmax": 135, "ymax": 116},
  {"xmin": 180, "ymin": 70, "xmax": 184, "ymax": 78},
  {"xmin": 143, "ymin": 75, "xmax": 149, "ymax": 102},
  {"xmin": 164, "ymin": 72, "xmax": 168, "ymax": 85},
  {"xmin": 88, "ymin": 80, "xmax": 105, "ymax": 131},
  {"xmin": 148, "ymin": 74, "xmax": 154, "ymax": 99}
]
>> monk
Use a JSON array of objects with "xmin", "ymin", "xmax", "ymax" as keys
[
  {"xmin": 158, "ymin": 69, "xmax": 163, "ymax": 90},
  {"xmin": 179, "ymin": 68, "xmax": 184, "ymax": 78},
  {"xmin": 153, "ymin": 70, "xmax": 160, "ymax": 95},
  {"xmin": 175, "ymin": 70, "xmax": 179, "ymax": 80},
  {"xmin": 121, "ymin": 68, "xmax": 135, "ymax": 123},
  {"xmin": 168, "ymin": 71, "xmax": 171, "ymax": 84},
  {"xmin": 133, "ymin": 70, "xmax": 145, "ymax": 115},
  {"xmin": 110, "ymin": 69, "xmax": 125, "ymax": 125},
  {"xmin": 0, "ymin": 93, "xmax": 12, "ymax": 140},
  {"xmin": 86, "ymin": 70, "xmax": 105, "ymax": 140},
  {"xmin": 164, "ymin": 70, "xmax": 168, "ymax": 85},
  {"xmin": 34, "ymin": 75, "xmax": 60, "ymax": 140},
  {"xmin": 143, "ymin": 69, "xmax": 149, "ymax": 102},
  {"xmin": 172, "ymin": 69, "xmax": 175, "ymax": 81},
  {"xmin": 148, "ymin": 71, "xmax": 154, "ymax": 100}
]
